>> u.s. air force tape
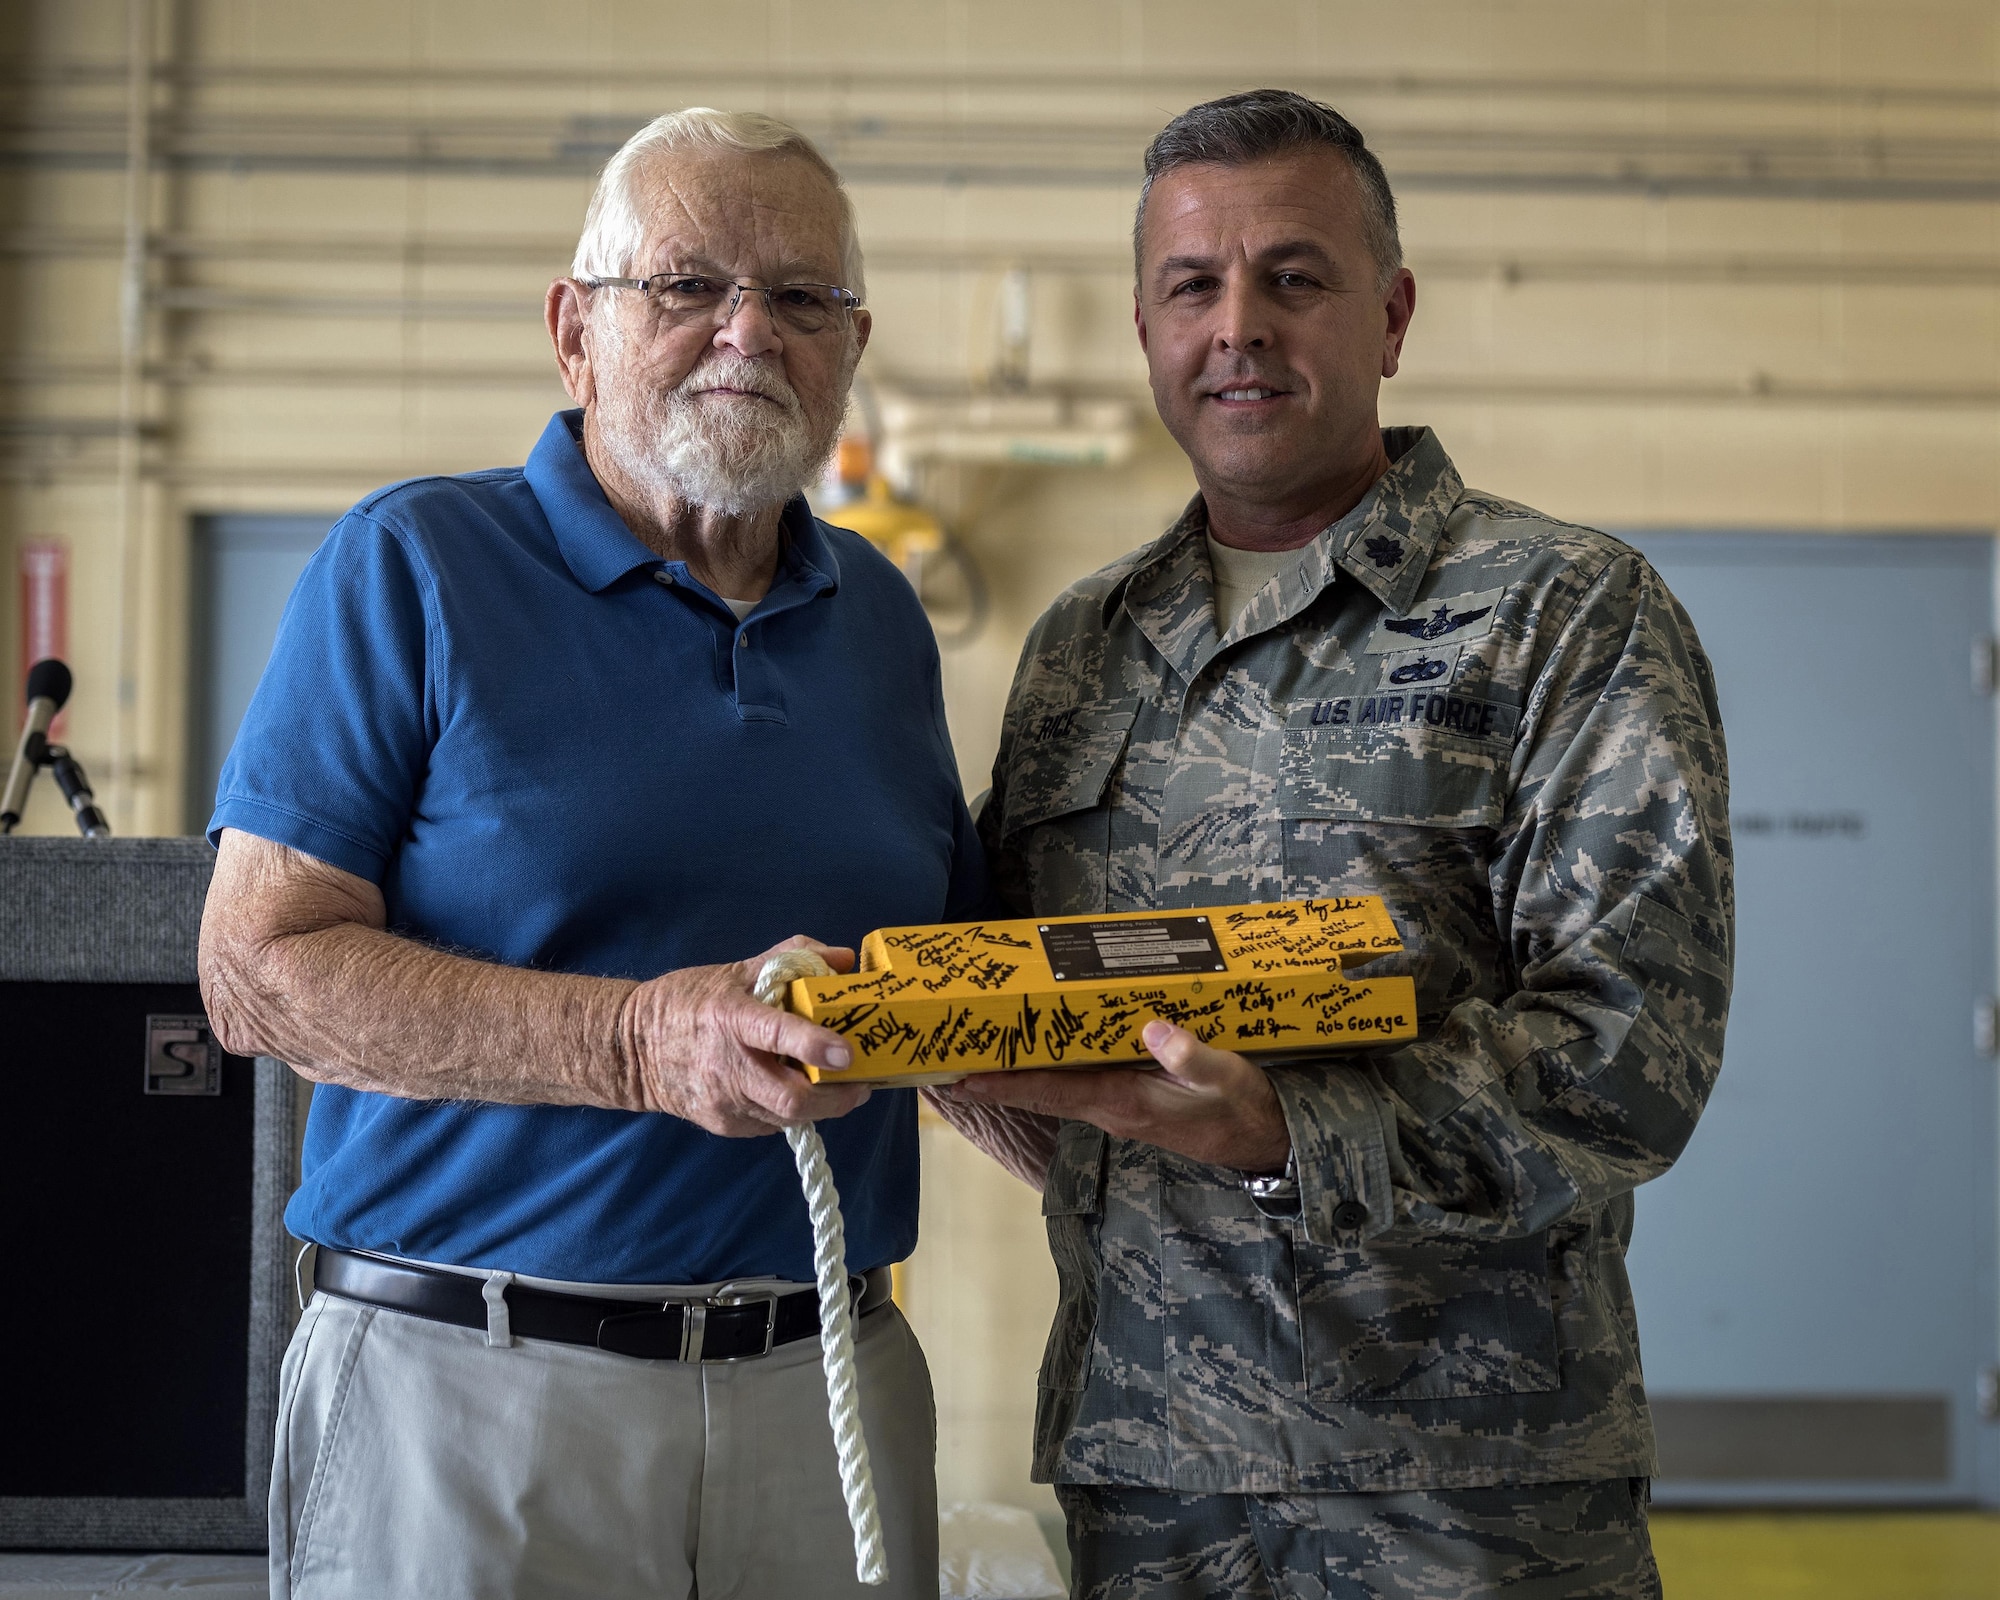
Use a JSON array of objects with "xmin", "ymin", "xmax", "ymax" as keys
[{"xmin": 1297, "ymin": 688, "xmax": 1519, "ymax": 743}]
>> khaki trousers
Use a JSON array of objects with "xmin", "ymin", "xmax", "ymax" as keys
[{"xmin": 270, "ymin": 1288, "xmax": 939, "ymax": 1600}]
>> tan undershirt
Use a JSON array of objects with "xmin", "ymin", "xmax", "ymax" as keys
[{"xmin": 1206, "ymin": 534, "xmax": 1303, "ymax": 635}]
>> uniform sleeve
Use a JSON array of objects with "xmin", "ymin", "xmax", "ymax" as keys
[
  {"xmin": 207, "ymin": 511, "xmax": 439, "ymax": 882},
  {"xmin": 1269, "ymin": 551, "xmax": 1735, "ymax": 1248}
]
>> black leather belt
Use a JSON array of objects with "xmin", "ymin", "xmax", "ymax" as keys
[{"xmin": 313, "ymin": 1247, "xmax": 894, "ymax": 1362}]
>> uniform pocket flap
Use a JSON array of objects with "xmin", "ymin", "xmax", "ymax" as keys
[
  {"xmin": 1623, "ymin": 893, "xmax": 1731, "ymax": 989},
  {"xmin": 1041, "ymin": 1121, "xmax": 1107, "ymax": 1216},
  {"xmin": 1000, "ymin": 700, "xmax": 1139, "ymax": 835}
]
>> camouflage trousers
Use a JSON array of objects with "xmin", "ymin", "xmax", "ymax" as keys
[{"xmin": 1056, "ymin": 1479, "xmax": 1660, "ymax": 1600}]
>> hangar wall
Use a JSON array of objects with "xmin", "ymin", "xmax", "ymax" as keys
[{"xmin": 8, "ymin": 0, "xmax": 2000, "ymax": 1523}]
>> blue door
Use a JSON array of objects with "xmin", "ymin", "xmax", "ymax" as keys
[
  {"xmin": 1629, "ymin": 533, "xmax": 1999, "ymax": 1505},
  {"xmin": 186, "ymin": 516, "xmax": 329, "ymax": 834}
]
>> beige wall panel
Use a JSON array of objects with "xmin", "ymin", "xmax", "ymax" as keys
[
  {"xmin": 885, "ymin": 185, "xmax": 1133, "ymax": 253},
  {"xmin": 1624, "ymin": 201, "xmax": 1835, "ymax": 259},
  {"xmin": 176, "ymin": 173, "xmax": 429, "ymax": 239},
  {"xmin": 1396, "ymin": 191, "xmax": 1656, "ymax": 260},
  {"xmin": 904, "ymin": 1122, "xmax": 1057, "ymax": 1520},
  {"xmin": 848, "ymin": 183, "xmax": 975, "ymax": 251},
  {"xmin": 1124, "ymin": 0, "xmax": 1318, "ymax": 72},
  {"xmin": 855, "ymin": 275, "xmax": 973, "ymax": 387},
  {"xmin": 209, "ymin": 0, "xmax": 422, "ymax": 64},
  {"xmin": 1394, "ymin": 282, "xmax": 1500, "ymax": 374},
  {"xmin": 1374, "ymin": 399, "xmax": 1646, "ymax": 525},
  {"xmin": 773, "ymin": 0, "xmax": 960, "ymax": 66},
  {"xmin": 18, "ymin": 261, "xmax": 126, "ymax": 360},
  {"xmin": 1647, "ymin": 285, "xmax": 1833, "ymax": 381},
  {"xmin": 565, "ymin": 4, "xmax": 785, "ymax": 66},
  {"xmin": 1823, "ymin": 0, "xmax": 1999, "ymax": 85},
  {"xmin": 1830, "ymin": 202, "xmax": 2000, "ymax": 260},
  {"xmin": 1829, "ymin": 288, "xmax": 2000, "ymax": 388},
  {"xmin": 25, "ymin": 1, "xmax": 125, "ymax": 55},
  {"xmin": 413, "ymin": 0, "xmax": 767, "ymax": 67},
  {"xmin": 175, "ymin": 171, "xmax": 591, "ymax": 249},
  {"xmin": 1379, "ymin": 400, "xmax": 1692, "ymax": 527},
  {"xmin": 197, "ymin": 315, "xmax": 410, "ymax": 373},
  {"xmin": 869, "ymin": 269, "xmax": 1142, "ymax": 390},
  {"xmin": 960, "ymin": 0, "xmax": 1128, "ymax": 68},
  {"xmin": 1283, "ymin": 2, "xmax": 1653, "ymax": 77},
  {"xmin": 1398, "ymin": 400, "xmax": 2000, "ymax": 532},
  {"xmin": 1460, "ymin": 283, "xmax": 1660, "ymax": 379},
  {"xmin": 172, "ymin": 384, "xmax": 553, "ymax": 477},
  {"xmin": 21, "ymin": 170, "xmax": 126, "ymax": 245},
  {"xmin": 1810, "ymin": 410, "xmax": 2000, "ymax": 530},
  {"xmin": 1036, "ymin": 274, "xmax": 1148, "ymax": 388},
  {"xmin": 1646, "ymin": 2, "xmax": 1835, "ymax": 81}
]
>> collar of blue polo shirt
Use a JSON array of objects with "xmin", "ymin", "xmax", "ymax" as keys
[{"xmin": 778, "ymin": 898, "xmax": 1418, "ymax": 1086}]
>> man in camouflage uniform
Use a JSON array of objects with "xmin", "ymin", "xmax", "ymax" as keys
[{"xmin": 941, "ymin": 91, "xmax": 1733, "ymax": 1598}]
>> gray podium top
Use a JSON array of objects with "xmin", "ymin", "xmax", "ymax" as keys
[{"xmin": 0, "ymin": 837, "xmax": 215, "ymax": 984}]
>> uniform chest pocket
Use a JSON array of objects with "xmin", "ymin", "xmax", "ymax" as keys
[
  {"xmin": 1279, "ymin": 714, "xmax": 1511, "ymax": 828},
  {"xmin": 998, "ymin": 702, "xmax": 1137, "ymax": 915},
  {"xmin": 1278, "ymin": 710, "xmax": 1513, "ymax": 908}
]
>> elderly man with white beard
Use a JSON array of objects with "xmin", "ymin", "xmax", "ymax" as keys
[{"xmin": 197, "ymin": 110, "xmax": 981, "ymax": 1600}]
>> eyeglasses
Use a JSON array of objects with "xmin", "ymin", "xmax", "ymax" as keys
[{"xmin": 582, "ymin": 274, "xmax": 862, "ymax": 336}]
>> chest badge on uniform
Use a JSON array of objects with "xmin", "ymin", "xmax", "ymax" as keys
[
  {"xmin": 1388, "ymin": 600, "xmax": 1489, "ymax": 641},
  {"xmin": 1389, "ymin": 654, "xmax": 1449, "ymax": 684},
  {"xmin": 1364, "ymin": 587, "xmax": 1505, "ymax": 655},
  {"xmin": 1378, "ymin": 642, "xmax": 1463, "ymax": 688}
]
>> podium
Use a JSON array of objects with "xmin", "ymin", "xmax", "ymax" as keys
[{"xmin": 0, "ymin": 839, "xmax": 295, "ymax": 1553}]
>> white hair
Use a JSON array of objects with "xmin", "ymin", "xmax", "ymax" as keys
[{"xmin": 571, "ymin": 108, "xmax": 865, "ymax": 298}]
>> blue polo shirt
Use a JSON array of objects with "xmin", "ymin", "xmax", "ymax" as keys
[{"xmin": 211, "ymin": 410, "xmax": 985, "ymax": 1284}]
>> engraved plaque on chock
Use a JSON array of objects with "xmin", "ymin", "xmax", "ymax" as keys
[
  {"xmin": 144, "ymin": 1014, "xmax": 222, "ymax": 1096},
  {"xmin": 1038, "ymin": 915, "xmax": 1226, "ymax": 981}
]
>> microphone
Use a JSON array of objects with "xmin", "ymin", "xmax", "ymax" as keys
[
  {"xmin": 48, "ymin": 746, "xmax": 109, "ymax": 838},
  {"xmin": 0, "ymin": 658, "xmax": 72, "ymax": 834}
]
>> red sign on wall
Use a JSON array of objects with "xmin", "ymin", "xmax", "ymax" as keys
[{"xmin": 20, "ymin": 541, "xmax": 67, "ymax": 736}]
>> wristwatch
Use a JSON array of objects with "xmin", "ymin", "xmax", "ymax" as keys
[{"xmin": 1240, "ymin": 1148, "xmax": 1300, "ymax": 1218}]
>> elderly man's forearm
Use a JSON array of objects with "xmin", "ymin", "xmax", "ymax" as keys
[{"xmin": 206, "ymin": 920, "xmax": 645, "ymax": 1109}]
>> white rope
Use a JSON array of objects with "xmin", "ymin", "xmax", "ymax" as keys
[{"xmin": 754, "ymin": 950, "xmax": 888, "ymax": 1587}]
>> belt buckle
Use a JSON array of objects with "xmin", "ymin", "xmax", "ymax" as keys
[{"xmin": 681, "ymin": 1285, "xmax": 781, "ymax": 1363}]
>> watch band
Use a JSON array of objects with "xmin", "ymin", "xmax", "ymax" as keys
[{"xmin": 1240, "ymin": 1147, "xmax": 1300, "ymax": 1216}]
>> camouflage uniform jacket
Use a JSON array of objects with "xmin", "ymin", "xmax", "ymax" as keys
[{"xmin": 979, "ymin": 426, "xmax": 1734, "ymax": 1495}]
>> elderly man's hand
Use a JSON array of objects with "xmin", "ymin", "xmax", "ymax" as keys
[
  {"xmin": 945, "ymin": 1020, "xmax": 1292, "ymax": 1172},
  {"xmin": 621, "ymin": 937, "xmax": 872, "ymax": 1137}
]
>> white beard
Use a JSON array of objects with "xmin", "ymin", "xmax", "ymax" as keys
[{"xmin": 596, "ymin": 352, "xmax": 848, "ymax": 517}]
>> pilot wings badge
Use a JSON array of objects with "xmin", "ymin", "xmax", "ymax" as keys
[{"xmin": 1364, "ymin": 587, "xmax": 1505, "ymax": 654}]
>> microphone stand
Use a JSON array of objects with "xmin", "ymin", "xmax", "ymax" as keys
[{"xmin": 0, "ymin": 736, "xmax": 111, "ymax": 838}]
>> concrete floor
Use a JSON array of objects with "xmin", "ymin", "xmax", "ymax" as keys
[
  {"xmin": 1651, "ymin": 1512, "xmax": 2000, "ymax": 1599},
  {"xmin": 2, "ymin": 1513, "xmax": 1995, "ymax": 1596}
]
